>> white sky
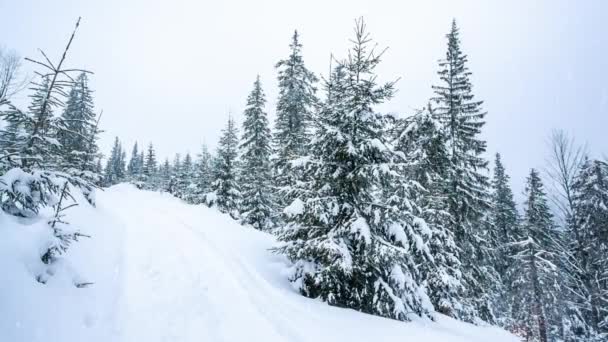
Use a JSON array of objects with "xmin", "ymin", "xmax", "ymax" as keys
[{"xmin": 1, "ymin": 0, "xmax": 606, "ymax": 197}]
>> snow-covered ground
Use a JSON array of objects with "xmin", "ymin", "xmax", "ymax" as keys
[{"xmin": 0, "ymin": 184, "xmax": 519, "ymax": 342}]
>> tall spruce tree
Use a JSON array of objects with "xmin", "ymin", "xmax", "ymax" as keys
[
  {"xmin": 177, "ymin": 152, "xmax": 194, "ymax": 201},
  {"xmin": 57, "ymin": 72, "xmax": 99, "ymax": 173},
  {"xmin": 127, "ymin": 141, "xmax": 142, "ymax": 180},
  {"xmin": 568, "ymin": 159, "xmax": 608, "ymax": 340},
  {"xmin": 239, "ymin": 76, "xmax": 273, "ymax": 230},
  {"xmin": 489, "ymin": 153, "xmax": 523, "ymax": 327},
  {"xmin": 276, "ymin": 19, "xmax": 433, "ymax": 321},
  {"xmin": 210, "ymin": 116, "xmax": 241, "ymax": 218},
  {"xmin": 193, "ymin": 143, "xmax": 213, "ymax": 204},
  {"xmin": 273, "ymin": 30, "xmax": 318, "ymax": 211},
  {"xmin": 159, "ymin": 157, "xmax": 172, "ymax": 192},
  {"xmin": 431, "ymin": 19, "xmax": 496, "ymax": 323},
  {"xmin": 104, "ymin": 137, "xmax": 125, "ymax": 186},
  {"xmin": 511, "ymin": 169, "xmax": 562, "ymax": 342},
  {"xmin": 143, "ymin": 143, "xmax": 158, "ymax": 188},
  {"xmin": 394, "ymin": 106, "xmax": 465, "ymax": 318}
]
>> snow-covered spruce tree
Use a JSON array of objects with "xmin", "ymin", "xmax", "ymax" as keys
[
  {"xmin": 511, "ymin": 169, "xmax": 562, "ymax": 342},
  {"xmin": 275, "ymin": 19, "xmax": 433, "ymax": 321},
  {"xmin": 143, "ymin": 143, "xmax": 158, "ymax": 189},
  {"xmin": 57, "ymin": 72, "xmax": 100, "ymax": 174},
  {"xmin": 127, "ymin": 141, "xmax": 144, "ymax": 183},
  {"xmin": 176, "ymin": 152, "xmax": 195, "ymax": 202},
  {"xmin": 104, "ymin": 137, "xmax": 126, "ymax": 186},
  {"xmin": 489, "ymin": 153, "xmax": 523, "ymax": 327},
  {"xmin": 192, "ymin": 143, "xmax": 213, "ymax": 204},
  {"xmin": 272, "ymin": 30, "xmax": 318, "ymax": 212},
  {"xmin": 393, "ymin": 105, "xmax": 465, "ymax": 319},
  {"xmin": 159, "ymin": 157, "xmax": 172, "ymax": 192},
  {"xmin": 431, "ymin": 19, "xmax": 497, "ymax": 323},
  {"xmin": 568, "ymin": 158, "xmax": 608, "ymax": 339},
  {"xmin": 239, "ymin": 76, "xmax": 274, "ymax": 230},
  {"xmin": 0, "ymin": 19, "xmax": 96, "ymax": 278},
  {"xmin": 210, "ymin": 116, "xmax": 241, "ymax": 218}
]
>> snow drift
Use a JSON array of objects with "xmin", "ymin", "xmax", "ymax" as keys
[{"xmin": 0, "ymin": 184, "xmax": 519, "ymax": 342}]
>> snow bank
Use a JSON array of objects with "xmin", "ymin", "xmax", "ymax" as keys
[
  {"xmin": 0, "ymin": 184, "xmax": 519, "ymax": 342},
  {"xmin": 0, "ymin": 189, "xmax": 124, "ymax": 342}
]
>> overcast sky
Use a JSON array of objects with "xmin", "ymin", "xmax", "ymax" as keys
[{"xmin": 1, "ymin": 0, "xmax": 606, "ymax": 198}]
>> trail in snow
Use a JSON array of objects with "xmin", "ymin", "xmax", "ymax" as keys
[{"xmin": 98, "ymin": 185, "xmax": 517, "ymax": 342}]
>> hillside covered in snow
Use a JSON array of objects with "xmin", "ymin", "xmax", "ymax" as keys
[{"xmin": 0, "ymin": 184, "xmax": 518, "ymax": 342}]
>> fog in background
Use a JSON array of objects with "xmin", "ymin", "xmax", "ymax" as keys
[{"xmin": 1, "ymin": 0, "xmax": 606, "ymax": 198}]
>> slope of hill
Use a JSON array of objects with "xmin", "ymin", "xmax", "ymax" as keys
[{"xmin": 0, "ymin": 184, "xmax": 519, "ymax": 342}]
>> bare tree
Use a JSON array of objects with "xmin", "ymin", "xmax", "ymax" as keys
[
  {"xmin": 0, "ymin": 47, "xmax": 27, "ymax": 104},
  {"xmin": 544, "ymin": 129, "xmax": 587, "ymax": 224}
]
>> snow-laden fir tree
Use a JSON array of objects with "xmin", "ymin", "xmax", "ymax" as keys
[
  {"xmin": 488, "ymin": 153, "xmax": 523, "ymax": 327},
  {"xmin": 0, "ymin": 19, "xmax": 97, "ymax": 277},
  {"xmin": 393, "ymin": 105, "xmax": 465, "ymax": 319},
  {"xmin": 168, "ymin": 153, "xmax": 181, "ymax": 195},
  {"xmin": 104, "ymin": 137, "xmax": 126, "ymax": 186},
  {"xmin": 159, "ymin": 157, "xmax": 172, "ymax": 192},
  {"xmin": 511, "ymin": 169, "xmax": 562, "ymax": 342},
  {"xmin": 176, "ymin": 152, "xmax": 195, "ymax": 202},
  {"xmin": 143, "ymin": 143, "xmax": 158, "ymax": 188},
  {"xmin": 239, "ymin": 76, "xmax": 274, "ymax": 230},
  {"xmin": 431, "ymin": 19, "xmax": 496, "ymax": 323},
  {"xmin": 272, "ymin": 30, "xmax": 318, "ymax": 211},
  {"xmin": 192, "ymin": 143, "xmax": 213, "ymax": 204},
  {"xmin": 127, "ymin": 141, "xmax": 143, "ymax": 181},
  {"xmin": 57, "ymin": 72, "xmax": 100, "ymax": 174},
  {"xmin": 276, "ymin": 19, "xmax": 434, "ymax": 321},
  {"xmin": 568, "ymin": 158, "xmax": 608, "ymax": 340},
  {"xmin": 210, "ymin": 116, "xmax": 241, "ymax": 218}
]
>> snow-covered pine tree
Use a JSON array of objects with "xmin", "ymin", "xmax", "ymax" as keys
[
  {"xmin": 568, "ymin": 158, "xmax": 608, "ymax": 339},
  {"xmin": 210, "ymin": 116, "xmax": 241, "ymax": 218},
  {"xmin": 511, "ymin": 169, "xmax": 562, "ymax": 342},
  {"xmin": 143, "ymin": 143, "xmax": 158, "ymax": 189},
  {"xmin": 489, "ymin": 153, "xmax": 523, "ymax": 327},
  {"xmin": 192, "ymin": 143, "xmax": 213, "ymax": 204},
  {"xmin": 168, "ymin": 153, "xmax": 181, "ymax": 196},
  {"xmin": 272, "ymin": 30, "xmax": 318, "ymax": 212},
  {"xmin": 0, "ymin": 19, "xmax": 97, "ymax": 277},
  {"xmin": 239, "ymin": 76, "xmax": 274, "ymax": 230},
  {"xmin": 177, "ymin": 152, "xmax": 195, "ymax": 202},
  {"xmin": 57, "ymin": 72, "xmax": 99, "ymax": 173},
  {"xmin": 431, "ymin": 19, "xmax": 496, "ymax": 323},
  {"xmin": 276, "ymin": 18, "xmax": 433, "ymax": 321},
  {"xmin": 393, "ymin": 105, "xmax": 465, "ymax": 319},
  {"xmin": 159, "ymin": 158, "xmax": 172, "ymax": 192},
  {"xmin": 104, "ymin": 137, "xmax": 125, "ymax": 186},
  {"xmin": 127, "ymin": 142, "xmax": 142, "ymax": 180}
]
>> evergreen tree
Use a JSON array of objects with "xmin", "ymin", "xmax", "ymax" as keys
[
  {"xmin": 489, "ymin": 153, "xmax": 523, "ymax": 327},
  {"xmin": 567, "ymin": 159, "xmax": 608, "ymax": 339},
  {"xmin": 431, "ymin": 19, "xmax": 495, "ymax": 323},
  {"xmin": 273, "ymin": 30, "xmax": 318, "ymax": 211},
  {"xmin": 394, "ymin": 106, "xmax": 464, "ymax": 319},
  {"xmin": 127, "ymin": 141, "xmax": 141, "ymax": 179},
  {"xmin": 177, "ymin": 152, "xmax": 195, "ymax": 201},
  {"xmin": 104, "ymin": 137, "xmax": 125, "ymax": 186},
  {"xmin": 159, "ymin": 157, "xmax": 172, "ymax": 192},
  {"xmin": 193, "ymin": 143, "xmax": 213, "ymax": 204},
  {"xmin": 511, "ymin": 169, "xmax": 562, "ymax": 342},
  {"xmin": 239, "ymin": 76, "xmax": 274, "ymax": 230},
  {"xmin": 276, "ymin": 19, "xmax": 433, "ymax": 321},
  {"xmin": 210, "ymin": 116, "xmax": 241, "ymax": 218},
  {"xmin": 57, "ymin": 72, "xmax": 99, "ymax": 172},
  {"xmin": 143, "ymin": 143, "xmax": 158, "ymax": 188}
]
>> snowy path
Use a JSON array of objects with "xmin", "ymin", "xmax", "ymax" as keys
[{"xmin": 94, "ymin": 185, "xmax": 518, "ymax": 342}]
